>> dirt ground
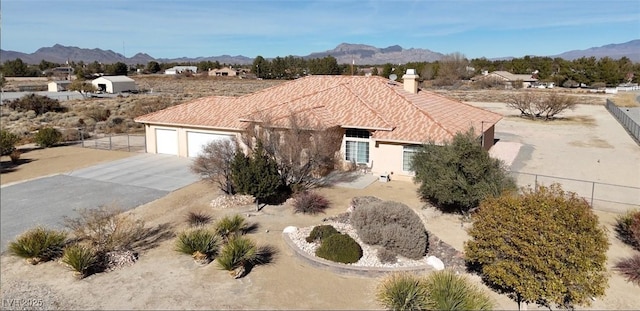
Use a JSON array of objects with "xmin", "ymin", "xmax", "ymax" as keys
[{"xmin": 0, "ymin": 142, "xmax": 639, "ymax": 310}]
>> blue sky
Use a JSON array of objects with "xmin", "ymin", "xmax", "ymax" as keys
[{"xmin": 2, "ymin": 0, "xmax": 639, "ymax": 60}]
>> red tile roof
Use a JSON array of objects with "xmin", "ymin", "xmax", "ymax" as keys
[{"xmin": 135, "ymin": 75, "xmax": 502, "ymax": 144}]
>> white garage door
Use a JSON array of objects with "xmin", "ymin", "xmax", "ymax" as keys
[
  {"xmin": 187, "ymin": 131, "xmax": 233, "ymax": 158},
  {"xmin": 155, "ymin": 129, "xmax": 178, "ymax": 155}
]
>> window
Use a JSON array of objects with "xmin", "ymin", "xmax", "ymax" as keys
[
  {"xmin": 345, "ymin": 141, "xmax": 369, "ymax": 163},
  {"xmin": 403, "ymin": 145, "xmax": 421, "ymax": 172},
  {"xmin": 345, "ymin": 129, "xmax": 370, "ymax": 139}
]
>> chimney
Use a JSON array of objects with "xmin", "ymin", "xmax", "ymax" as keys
[{"xmin": 402, "ymin": 69, "xmax": 419, "ymax": 94}]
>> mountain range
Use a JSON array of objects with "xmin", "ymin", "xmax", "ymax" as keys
[{"xmin": 1, "ymin": 40, "xmax": 638, "ymax": 65}]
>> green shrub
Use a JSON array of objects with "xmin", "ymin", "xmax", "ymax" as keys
[
  {"xmin": 615, "ymin": 209, "xmax": 640, "ymax": 251},
  {"xmin": 215, "ymin": 214, "xmax": 248, "ymax": 240},
  {"xmin": 186, "ymin": 211, "xmax": 213, "ymax": 227},
  {"xmin": 351, "ymin": 200, "xmax": 428, "ymax": 259},
  {"xmin": 217, "ymin": 236, "xmax": 257, "ymax": 271},
  {"xmin": 424, "ymin": 270, "xmax": 494, "ymax": 310},
  {"xmin": 315, "ymin": 233, "xmax": 362, "ymax": 264},
  {"xmin": 293, "ymin": 191, "xmax": 330, "ymax": 214},
  {"xmin": 0, "ymin": 129, "xmax": 20, "ymax": 156},
  {"xmin": 615, "ymin": 254, "xmax": 640, "ymax": 286},
  {"xmin": 8, "ymin": 227, "xmax": 67, "ymax": 264},
  {"xmin": 63, "ymin": 206, "xmax": 146, "ymax": 252},
  {"xmin": 61, "ymin": 244, "xmax": 98, "ymax": 278},
  {"xmin": 376, "ymin": 272, "xmax": 430, "ymax": 311},
  {"xmin": 175, "ymin": 228, "xmax": 220, "ymax": 259},
  {"xmin": 34, "ymin": 127, "xmax": 62, "ymax": 148},
  {"xmin": 305, "ymin": 224, "xmax": 340, "ymax": 243}
]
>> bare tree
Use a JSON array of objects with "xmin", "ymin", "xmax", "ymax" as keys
[
  {"xmin": 507, "ymin": 92, "xmax": 577, "ymax": 120},
  {"xmin": 434, "ymin": 52, "xmax": 471, "ymax": 86},
  {"xmin": 241, "ymin": 114, "xmax": 343, "ymax": 190},
  {"xmin": 191, "ymin": 138, "xmax": 237, "ymax": 194}
]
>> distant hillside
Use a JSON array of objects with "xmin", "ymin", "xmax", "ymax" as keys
[
  {"xmin": 551, "ymin": 39, "xmax": 640, "ymax": 62},
  {"xmin": 304, "ymin": 43, "xmax": 445, "ymax": 64},
  {"xmin": 1, "ymin": 40, "xmax": 638, "ymax": 65}
]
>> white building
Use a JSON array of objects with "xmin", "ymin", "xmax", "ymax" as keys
[
  {"xmin": 47, "ymin": 80, "xmax": 72, "ymax": 92},
  {"xmin": 91, "ymin": 76, "xmax": 137, "ymax": 93},
  {"xmin": 164, "ymin": 66, "xmax": 198, "ymax": 75}
]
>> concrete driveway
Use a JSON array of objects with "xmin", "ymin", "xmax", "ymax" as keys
[{"xmin": 0, "ymin": 154, "xmax": 199, "ymax": 251}]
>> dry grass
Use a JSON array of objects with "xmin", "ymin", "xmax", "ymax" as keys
[{"xmin": 611, "ymin": 92, "xmax": 640, "ymax": 107}]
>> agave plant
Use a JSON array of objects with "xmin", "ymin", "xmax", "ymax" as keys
[
  {"xmin": 376, "ymin": 272, "xmax": 430, "ymax": 311},
  {"xmin": 217, "ymin": 236, "xmax": 257, "ymax": 276},
  {"xmin": 175, "ymin": 228, "xmax": 221, "ymax": 264},
  {"xmin": 8, "ymin": 227, "xmax": 67, "ymax": 264},
  {"xmin": 215, "ymin": 214, "xmax": 248, "ymax": 241},
  {"xmin": 62, "ymin": 244, "xmax": 98, "ymax": 279},
  {"xmin": 423, "ymin": 270, "xmax": 494, "ymax": 311}
]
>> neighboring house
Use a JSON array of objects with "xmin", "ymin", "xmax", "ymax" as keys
[
  {"xmin": 47, "ymin": 80, "xmax": 72, "ymax": 92},
  {"xmin": 209, "ymin": 67, "xmax": 240, "ymax": 77},
  {"xmin": 91, "ymin": 76, "xmax": 137, "ymax": 93},
  {"xmin": 472, "ymin": 71, "xmax": 538, "ymax": 88},
  {"xmin": 135, "ymin": 70, "xmax": 502, "ymax": 179},
  {"xmin": 44, "ymin": 67, "xmax": 74, "ymax": 79},
  {"xmin": 164, "ymin": 66, "xmax": 198, "ymax": 75}
]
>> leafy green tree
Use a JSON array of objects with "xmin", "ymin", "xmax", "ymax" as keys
[
  {"xmin": 231, "ymin": 143, "xmax": 282, "ymax": 211},
  {"xmin": 68, "ymin": 79, "xmax": 98, "ymax": 98},
  {"xmin": 106, "ymin": 62, "xmax": 128, "ymax": 75},
  {"xmin": 252, "ymin": 56, "xmax": 270, "ymax": 79},
  {"xmin": 2, "ymin": 58, "xmax": 29, "ymax": 77},
  {"xmin": 465, "ymin": 184, "xmax": 609, "ymax": 310},
  {"xmin": 1, "ymin": 129, "xmax": 20, "ymax": 156},
  {"xmin": 411, "ymin": 129, "xmax": 516, "ymax": 213},
  {"xmin": 145, "ymin": 61, "xmax": 161, "ymax": 73}
]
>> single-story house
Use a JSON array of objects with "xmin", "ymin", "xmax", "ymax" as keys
[
  {"xmin": 209, "ymin": 67, "xmax": 240, "ymax": 77},
  {"xmin": 164, "ymin": 66, "xmax": 198, "ymax": 75},
  {"xmin": 472, "ymin": 71, "xmax": 538, "ymax": 88},
  {"xmin": 47, "ymin": 80, "xmax": 72, "ymax": 92},
  {"xmin": 91, "ymin": 76, "xmax": 137, "ymax": 93},
  {"xmin": 135, "ymin": 70, "xmax": 502, "ymax": 179}
]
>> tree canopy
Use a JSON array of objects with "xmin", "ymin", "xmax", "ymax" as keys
[{"xmin": 464, "ymin": 184, "xmax": 609, "ymax": 309}]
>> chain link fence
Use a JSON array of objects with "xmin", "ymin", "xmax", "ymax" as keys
[
  {"xmin": 510, "ymin": 171, "xmax": 640, "ymax": 213},
  {"xmin": 58, "ymin": 128, "xmax": 146, "ymax": 153}
]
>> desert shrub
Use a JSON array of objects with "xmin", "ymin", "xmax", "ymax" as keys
[
  {"xmin": 412, "ymin": 129, "xmax": 516, "ymax": 213},
  {"xmin": 0, "ymin": 129, "xmax": 20, "ymax": 156},
  {"xmin": 8, "ymin": 227, "xmax": 67, "ymax": 264},
  {"xmin": 473, "ymin": 77, "xmax": 505, "ymax": 89},
  {"xmin": 127, "ymin": 97, "xmax": 175, "ymax": 119},
  {"xmin": 376, "ymin": 247, "xmax": 398, "ymax": 264},
  {"xmin": 175, "ymin": 228, "xmax": 220, "ymax": 260},
  {"xmin": 305, "ymin": 225, "xmax": 339, "ymax": 243},
  {"xmin": 315, "ymin": 233, "xmax": 362, "ymax": 264},
  {"xmin": 63, "ymin": 206, "xmax": 146, "ymax": 252},
  {"xmin": 186, "ymin": 211, "xmax": 213, "ymax": 227},
  {"xmin": 85, "ymin": 107, "xmax": 111, "ymax": 122},
  {"xmin": 350, "ymin": 196, "xmax": 382, "ymax": 209},
  {"xmin": 293, "ymin": 191, "xmax": 330, "ymax": 214},
  {"xmin": 191, "ymin": 139, "xmax": 237, "ymax": 195},
  {"xmin": 615, "ymin": 254, "xmax": 640, "ymax": 286},
  {"xmin": 6, "ymin": 93, "xmax": 66, "ymax": 115},
  {"xmin": 61, "ymin": 244, "xmax": 98, "ymax": 278},
  {"xmin": 351, "ymin": 200, "xmax": 428, "ymax": 259},
  {"xmin": 376, "ymin": 272, "xmax": 430, "ymax": 311},
  {"xmin": 215, "ymin": 214, "xmax": 248, "ymax": 240},
  {"xmin": 424, "ymin": 269, "xmax": 494, "ymax": 310},
  {"xmin": 507, "ymin": 92, "xmax": 577, "ymax": 119},
  {"xmin": 615, "ymin": 209, "xmax": 640, "ymax": 251},
  {"xmin": 34, "ymin": 127, "xmax": 62, "ymax": 148},
  {"xmin": 9, "ymin": 149, "xmax": 21, "ymax": 164},
  {"xmin": 217, "ymin": 236, "xmax": 257, "ymax": 271}
]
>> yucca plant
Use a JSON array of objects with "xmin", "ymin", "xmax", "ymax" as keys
[
  {"xmin": 175, "ymin": 228, "xmax": 221, "ymax": 264},
  {"xmin": 8, "ymin": 227, "xmax": 67, "ymax": 264},
  {"xmin": 62, "ymin": 244, "xmax": 98, "ymax": 279},
  {"xmin": 615, "ymin": 254, "xmax": 640, "ymax": 286},
  {"xmin": 423, "ymin": 270, "xmax": 494, "ymax": 311},
  {"xmin": 376, "ymin": 272, "xmax": 430, "ymax": 311},
  {"xmin": 215, "ymin": 214, "xmax": 248, "ymax": 241},
  {"xmin": 186, "ymin": 211, "xmax": 213, "ymax": 227},
  {"xmin": 217, "ymin": 236, "xmax": 257, "ymax": 273}
]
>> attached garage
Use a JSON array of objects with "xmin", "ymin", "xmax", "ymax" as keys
[
  {"xmin": 187, "ymin": 131, "xmax": 233, "ymax": 157},
  {"xmin": 155, "ymin": 129, "xmax": 178, "ymax": 155}
]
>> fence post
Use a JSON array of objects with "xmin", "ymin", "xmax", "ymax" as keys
[
  {"xmin": 127, "ymin": 134, "xmax": 131, "ymax": 152},
  {"xmin": 109, "ymin": 135, "xmax": 112, "ymax": 150},
  {"xmin": 591, "ymin": 182, "xmax": 595, "ymax": 208},
  {"xmin": 534, "ymin": 175, "xmax": 538, "ymax": 192},
  {"xmin": 80, "ymin": 128, "xmax": 84, "ymax": 147}
]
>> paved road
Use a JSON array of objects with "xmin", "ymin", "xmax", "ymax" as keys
[{"xmin": 0, "ymin": 154, "xmax": 199, "ymax": 251}]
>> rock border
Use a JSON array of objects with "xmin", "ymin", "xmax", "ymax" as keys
[{"xmin": 282, "ymin": 231, "xmax": 436, "ymax": 278}]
